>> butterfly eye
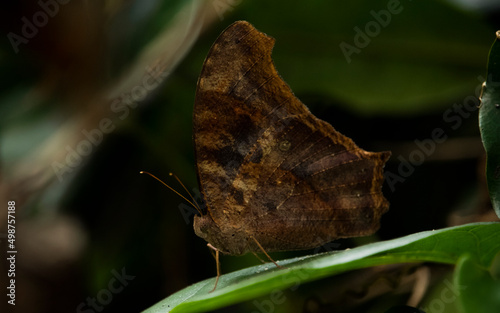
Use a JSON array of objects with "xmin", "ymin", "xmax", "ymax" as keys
[{"xmin": 278, "ymin": 140, "xmax": 291, "ymax": 152}]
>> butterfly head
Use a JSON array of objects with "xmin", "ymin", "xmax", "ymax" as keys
[{"xmin": 193, "ymin": 214, "xmax": 249, "ymax": 255}]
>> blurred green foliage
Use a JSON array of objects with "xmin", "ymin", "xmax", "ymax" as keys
[
  {"xmin": 0, "ymin": 0, "xmax": 498, "ymax": 312},
  {"xmin": 479, "ymin": 30, "xmax": 500, "ymax": 218}
]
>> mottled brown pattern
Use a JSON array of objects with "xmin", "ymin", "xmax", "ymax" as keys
[{"xmin": 192, "ymin": 21, "xmax": 391, "ymax": 256}]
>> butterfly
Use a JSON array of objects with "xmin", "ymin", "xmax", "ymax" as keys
[{"xmin": 191, "ymin": 21, "xmax": 390, "ymax": 289}]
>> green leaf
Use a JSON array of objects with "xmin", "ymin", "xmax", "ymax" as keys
[
  {"xmin": 142, "ymin": 222, "xmax": 500, "ymax": 313},
  {"xmin": 479, "ymin": 31, "xmax": 500, "ymax": 219},
  {"xmin": 455, "ymin": 253, "xmax": 500, "ymax": 313}
]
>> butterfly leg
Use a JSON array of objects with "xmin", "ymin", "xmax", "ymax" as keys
[
  {"xmin": 251, "ymin": 250, "xmax": 267, "ymax": 264},
  {"xmin": 207, "ymin": 243, "xmax": 221, "ymax": 292},
  {"xmin": 250, "ymin": 236, "xmax": 284, "ymax": 269}
]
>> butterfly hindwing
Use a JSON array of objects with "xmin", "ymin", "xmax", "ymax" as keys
[{"xmin": 193, "ymin": 21, "xmax": 390, "ymax": 254}]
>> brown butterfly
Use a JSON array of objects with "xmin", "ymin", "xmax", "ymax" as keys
[{"xmin": 191, "ymin": 21, "xmax": 390, "ymax": 288}]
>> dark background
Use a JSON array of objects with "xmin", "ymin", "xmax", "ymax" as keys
[{"xmin": 0, "ymin": 1, "xmax": 499, "ymax": 312}]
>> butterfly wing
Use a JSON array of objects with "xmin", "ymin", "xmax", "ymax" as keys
[{"xmin": 193, "ymin": 21, "xmax": 390, "ymax": 254}]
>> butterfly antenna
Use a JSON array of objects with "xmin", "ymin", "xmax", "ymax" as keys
[
  {"xmin": 168, "ymin": 172, "xmax": 204, "ymax": 214},
  {"xmin": 139, "ymin": 171, "xmax": 203, "ymax": 216}
]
